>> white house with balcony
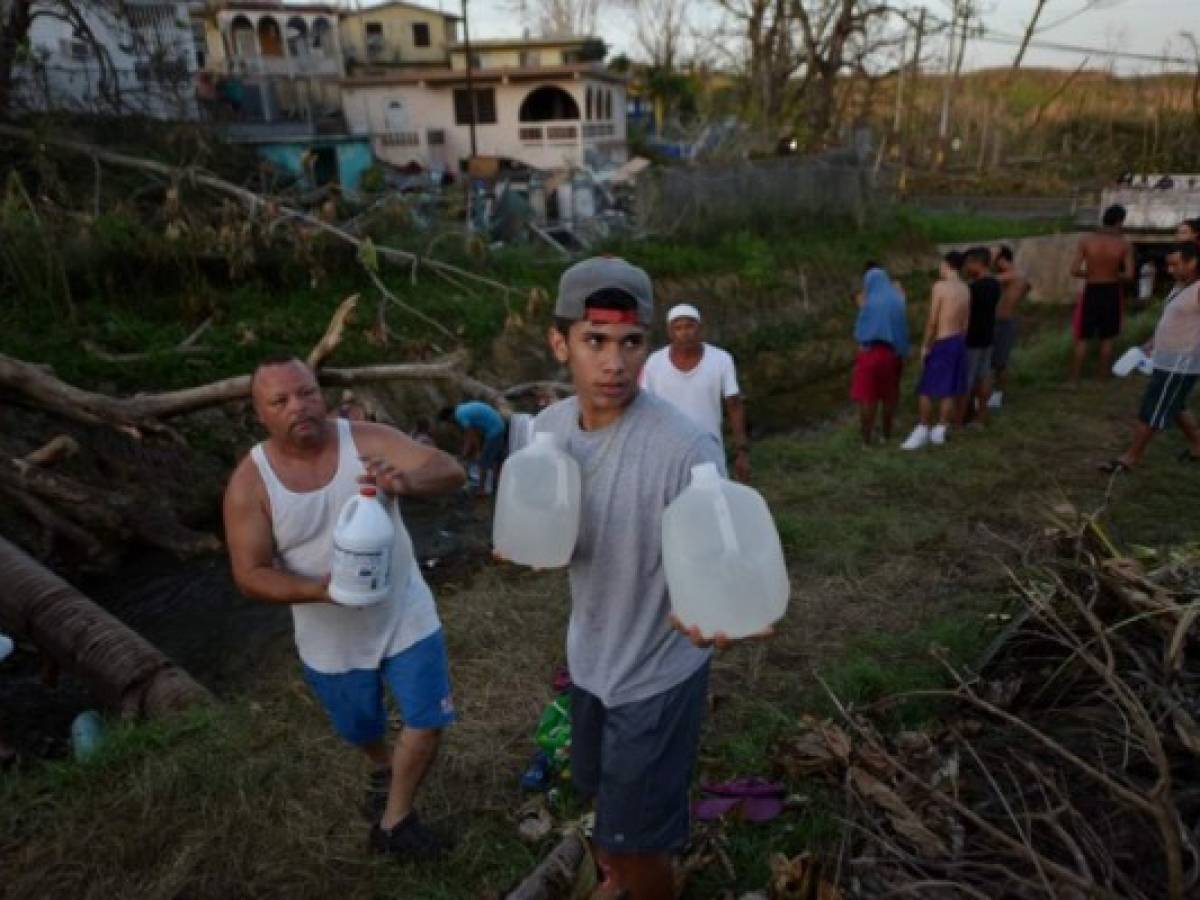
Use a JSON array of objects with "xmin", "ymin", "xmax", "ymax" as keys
[
  {"xmin": 16, "ymin": 0, "xmax": 198, "ymax": 119},
  {"xmin": 339, "ymin": 36, "xmax": 627, "ymax": 173}
]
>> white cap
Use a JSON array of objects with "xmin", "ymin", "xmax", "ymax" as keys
[{"xmin": 667, "ymin": 303, "xmax": 701, "ymax": 324}]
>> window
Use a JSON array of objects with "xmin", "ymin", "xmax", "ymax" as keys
[
  {"xmin": 365, "ymin": 21, "xmax": 384, "ymax": 58},
  {"xmin": 426, "ymin": 129, "xmax": 446, "ymax": 145},
  {"xmin": 62, "ymin": 37, "xmax": 90, "ymax": 60},
  {"xmin": 518, "ymin": 50, "xmax": 540, "ymax": 68},
  {"xmin": 191, "ymin": 22, "xmax": 207, "ymax": 69},
  {"xmin": 453, "ymin": 87, "xmax": 496, "ymax": 125},
  {"xmin": 412, "ymin": 22, "xmax": 430, "ymax": 47}
]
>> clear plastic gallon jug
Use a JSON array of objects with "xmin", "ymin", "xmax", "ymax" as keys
[
  {"xmin": 71, "ymin": 710, "xmax": 105, "ymax": 761},
  {"xmin": 330, "ymin": 485, "xmax": 402, "ymax": 606},
  {"xmin": 662, "ymin": 462, "xmax": 789, "ymax": 639},
  {"xmin": 493, "ymin": 432, "xmax": 581, "ymax": 568}
]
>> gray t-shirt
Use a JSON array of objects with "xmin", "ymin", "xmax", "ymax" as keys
[{"xmin": 535, "ymin": 391, "xmax": 723, "ymax": 707}]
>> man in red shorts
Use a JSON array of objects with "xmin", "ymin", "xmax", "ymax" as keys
[
  {"xmin": 851, "ymin": 263, "xmax": 909, "ymax": 445},
  {"xmin": 1070, "ymin": 204, "xmax": 1135, "ymax": 383}
]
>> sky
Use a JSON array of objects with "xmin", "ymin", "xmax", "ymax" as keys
[{"xmin": 420, "ymin": 0, "xmax": 1199, "ymax": 75}]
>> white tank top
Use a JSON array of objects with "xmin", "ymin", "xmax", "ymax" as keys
[{"xmin": 250, "ymin": 418, "xmax": 440, "ymax": 674}]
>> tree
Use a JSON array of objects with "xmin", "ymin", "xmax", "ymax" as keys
[
  {"xmin": 509, "ymin": 0, "xmax": 604, "ymax": 37},
  {"xmin": 711, "ymin": 0, "xmax": 801, "ymax": 134},
  {"xmin": 790, "ymin": 0, "xmax": 893, "ymax": 143}
]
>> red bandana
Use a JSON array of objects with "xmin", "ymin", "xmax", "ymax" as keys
[{"xmin": 584, "ymin": 308, "xmax": 640, "ymax": 325}]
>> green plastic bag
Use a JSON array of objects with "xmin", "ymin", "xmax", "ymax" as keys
[{"xmin": 534, "ymin": 692, "xmax": 572, "ymax": 766}]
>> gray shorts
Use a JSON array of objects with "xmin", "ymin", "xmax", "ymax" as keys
[
  {"xmin": 966, "ymin": 346, "xmax": 993, "ymax": 389},
  {"xmin": 570, "ymin": 662, "xmax": 709, "ymax": 853},
  {"xmin": 992, "ymin": 319, "xmax": 1017, "ymax": 371}
]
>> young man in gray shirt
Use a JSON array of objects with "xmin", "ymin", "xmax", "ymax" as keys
[{"xmin": 534, "ymin": 257, "xmax": 766, "ymax": 899}]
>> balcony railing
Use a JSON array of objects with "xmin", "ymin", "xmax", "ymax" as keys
[
  {"xmin": 521, "ymin": 120, "xmax": 618, "ymax": 147},
  {"xmin": 228, "ymin": 54, "xmax": 341, "ymax": 77}
]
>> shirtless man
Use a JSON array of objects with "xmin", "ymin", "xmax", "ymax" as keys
[
  {"xmin": 1070, "ymin": 205, "xmax": 1135, "ymax": 382},
  {"xmin": 901, "ymin": 251, "xmax": 970, "ymax": 450},
  {"xmin": 989, "ymin": 245, "xmax": 1031, "ymax": 409}
]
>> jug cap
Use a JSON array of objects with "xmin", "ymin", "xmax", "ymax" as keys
[
  {"xmin": 359, "ymin": 485, "xmax": 378, "ymax": 497},
  {"xmin": 690, "ymin": 462, "xmax": 721, "ymax": 484}
]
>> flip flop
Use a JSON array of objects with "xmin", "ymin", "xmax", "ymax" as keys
[
  {"xmin": 693, "ymin": 777, "xmax": 786, "ymax": 822},
  {"xmin": 1177, "ymin": 449, "xmax": 1200, "ymax": 464},
  {"xmin": 1098, "ymin": 459, "xmax": 1131, "ymax": 475}
]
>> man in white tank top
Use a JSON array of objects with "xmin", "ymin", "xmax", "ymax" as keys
[
  {"xmin": 223, "ymin": 358, "xmax": 465, "ymax": 861},
  {"xmin": 1100, "ymin": 243, "xmax": 1200, "ymax": 473}
]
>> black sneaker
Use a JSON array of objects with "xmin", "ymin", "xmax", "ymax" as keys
[
  {"xmin": 368, "ymin": 812, "xmax": 449, "ymax": 861},
  {"xmin": 362, "ymin": 768, "xmax": 391, "ymax": 821}
]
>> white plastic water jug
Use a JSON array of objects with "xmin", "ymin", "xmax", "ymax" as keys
[
  {"xmin": 1113, "ymin": 346, "xmax": 1153, "ymax": 378},
  {"xmin": 493, "ymin": 431, "xmax": 581, "ymax": 568},
  {"xmin": 662, "ymin": 462, "xmax": 789, "ymax": 639},
  {"xmin": 330, "ymin": 485, "xmax": 405, "ymax": 606}
]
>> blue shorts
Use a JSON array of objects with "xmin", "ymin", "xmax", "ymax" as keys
[
  {"xmin": 480, "ymin": 430, "xmax": 507, "ymax": 468},
  {"xmin": 571, "ymin": 663, "xmax": 709, "ymax": 854},
  {"xmin": 302, "ymin": 629, "xmax": 455, "ymax": 746}
]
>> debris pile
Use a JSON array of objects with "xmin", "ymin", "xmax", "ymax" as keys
[{"xmin": 778, "ymin": 515, "xmax": 1200, "ymax": 899}]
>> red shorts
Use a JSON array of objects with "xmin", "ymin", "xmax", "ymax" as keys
[{"xmin": 851, "ymin": 344, "xmax": 902, "ymax": 406}]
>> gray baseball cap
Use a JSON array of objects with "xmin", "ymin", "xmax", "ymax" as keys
[{"xmin": 554, "ymin": 256, "xmax": 653, "ymax": 325}]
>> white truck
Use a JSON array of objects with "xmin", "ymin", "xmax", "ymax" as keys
[{"xmin": 1101, "ymin": 173, "xmax": 1200, "ymax": 296}]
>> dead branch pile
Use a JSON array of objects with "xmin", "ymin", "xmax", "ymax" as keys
[{"xmin": 777, "ymin": 514, "xmax": 1200, "ymax": 899}]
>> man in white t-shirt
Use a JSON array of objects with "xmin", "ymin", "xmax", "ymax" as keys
[{"xmin": 640, "ymin": 303, "xmax": 751, "ymax": 481}]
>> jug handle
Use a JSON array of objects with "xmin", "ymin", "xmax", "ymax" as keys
[
  {"xmin": 713, "ymin": 491, "xmax": 741, "ymax": 555},
  {"xmin": 554, "ymin": 453, "xmax": 569, "ymax": 509}
]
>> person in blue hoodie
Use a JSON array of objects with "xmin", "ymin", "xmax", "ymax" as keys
[{"xmin": 850, "ymin": 263, "xmax": 910, "ymax": 446}]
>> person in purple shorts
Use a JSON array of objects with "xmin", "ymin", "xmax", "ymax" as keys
[{"xmin": 902, "ymin": 252, "xmax": 971, "ymax": 450}]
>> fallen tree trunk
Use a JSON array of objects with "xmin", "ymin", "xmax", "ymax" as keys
[
  {"xmin": 0, "ymin": 535, "xmax": 212, "ymax": 717},
  {"xmin": 0, "ymin": 350, "xmax": 469, "ymax": 432},
  {"xmin": 506, "ymin": 832, "xmax": 589, "ymax": 900}
]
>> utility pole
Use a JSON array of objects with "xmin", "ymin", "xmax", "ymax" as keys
[
  {"xmin": 461, "ymin": 0, "xmax": 477, "ymax": 159},
  {"xmin": 937, "ymin": 3, "xmax": 959, "ymax": 147},
  {"xmin": 902, "ymin": 6, "xmax": 926, "ymax": 174},
  {"xmin": 891, "ymin": 30, "xmax": 908, "ymax": 137}
]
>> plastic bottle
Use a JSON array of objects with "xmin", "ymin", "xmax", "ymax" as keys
[
  {"xmin": 493, "ymin": 432, "xmax": 581, "ymax": 568},
  {"xmin": 1138, "ymin": 261, "xmax": 1155, "ymax": 301},
  {"xmin": 71, "ymin": 710, "xmax": 105, "ymax": 761},
  {"xmin": 330, "ymin": 485, "xmax": 402, "ymax": 606},
  {"xmin": 662, "ymin": 462, "xmax": 789, "ymax": 639}
]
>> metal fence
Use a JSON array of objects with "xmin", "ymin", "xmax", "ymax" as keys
[{"xmin": 634, "ymin": 155, "xmax": 879, "ymax": 236}]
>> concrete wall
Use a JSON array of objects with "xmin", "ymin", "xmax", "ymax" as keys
[
  {"xmin": 449, "ymin": 44, "xmax": 583, "ymax": 70},
  {"xmin": 938, "ymin": 233, "xmax": 1086, "ymax": 305},
  {"xmin": 257, "ymin": 138, "xmax": 373, "ymax": 193}
]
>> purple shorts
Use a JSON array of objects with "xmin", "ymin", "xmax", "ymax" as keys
[{"xmin": 917, "ymin": 334, "xmax": 968, "ymax": 399}]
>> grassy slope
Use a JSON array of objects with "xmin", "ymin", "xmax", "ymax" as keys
[
  {"xmin": 4, "ymin": 297, "xmax": 1197, "ymax": 897},
  {"xmin": 0, "ymin": 207, "xmax": 1067, "ymax": 396}
]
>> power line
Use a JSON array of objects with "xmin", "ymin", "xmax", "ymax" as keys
[{"xmin": 974, "ymin": 29, "xmax": 1196, "ymax": 66}]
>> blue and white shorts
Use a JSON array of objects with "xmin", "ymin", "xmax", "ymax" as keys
[{"xmin": 302, "ymin": 629, "xmax": 456, "ymax": 745}]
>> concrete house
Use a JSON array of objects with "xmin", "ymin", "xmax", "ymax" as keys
[
  {"xmin": 339, "ymin": 0, "xmax": 460, "ymax": 72},
  {"xmin": 340, "ymin": 34, "xmax": 628, "ymax": 173},
  {"xmin": 17, "ymin": 0, "xmax": 199, "ymax": 119},
  {"xmin": 195, "ymin": 0, "xmax": 345, "ymax": 133}
]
